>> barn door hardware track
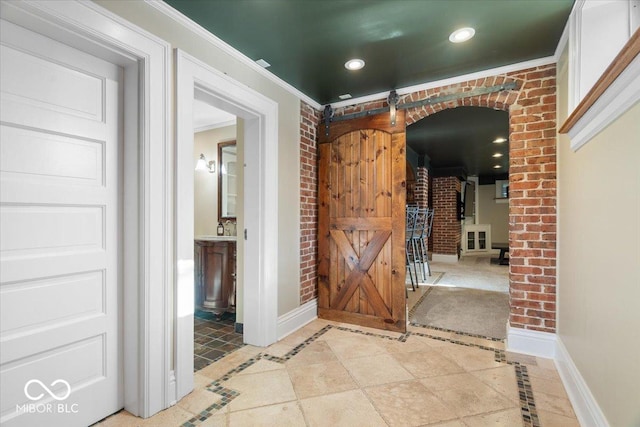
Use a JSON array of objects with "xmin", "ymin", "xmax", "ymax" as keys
[{"xmin": 322, "ymin": 81, "xmax": 518, "ymax": 135}]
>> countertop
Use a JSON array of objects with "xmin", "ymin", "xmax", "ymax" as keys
[{"xmin": 195, "ymin": 235, "xmax": 237, "ymax": 242}]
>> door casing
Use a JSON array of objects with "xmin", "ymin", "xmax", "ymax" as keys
[
  {"xmin": 0, "ymin": 0, "xmax": 172, "ymax": 418},
  {"xmin": 174, "ymin": 49, "xmax": 279, "ymax": 402}
]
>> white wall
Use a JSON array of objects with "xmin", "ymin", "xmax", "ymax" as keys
[
  {"xmin": 193, "ymin": 125, "xmax": 236, "ymax": 236},
  {"xmin": 557, "ymin": 46, "xmax": 640, "ymax": 427},
  {"xmin": 477, "ymin": 184, "xmax": 509, "ymax": 244},
  {"xmin": 95, "ymin": 0, "xmax": 303, "ymax": 316}
]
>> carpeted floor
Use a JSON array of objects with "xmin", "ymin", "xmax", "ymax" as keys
[{"xmin": 410, "ymin": 285, "xmax": 509, "ymax": 339}]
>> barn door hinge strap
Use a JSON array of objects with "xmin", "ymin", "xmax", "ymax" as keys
[
  {"xmin": 322, "ymin": 82, "xmax": 518, "ymax": 123},
  {"xmin": 323, "ymin": 105, "xmax": 333, "ymax": 136},
  {"xmin": 388, "ymin": 90, "xmax": 399, "ymax": 126}
]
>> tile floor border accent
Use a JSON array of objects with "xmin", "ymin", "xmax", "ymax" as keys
[
  {"xmin": 411, "ymin": 319, "xmax": 505, "ymax": 342},
  {"xmin": 182, "ymin": 323, "xmax": 541, "ymax": 427}
]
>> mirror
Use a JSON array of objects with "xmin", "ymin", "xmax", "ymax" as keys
[{"xmin": 218, "ymin": 141, "xmax": 237, "ymax": 220}]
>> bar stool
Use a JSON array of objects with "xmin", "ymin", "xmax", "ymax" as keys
[{"xmin": 405, "ymin": 206, "xmax": 419, "ymax": 291}]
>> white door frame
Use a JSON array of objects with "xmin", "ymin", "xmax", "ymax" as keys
[
  {"xmin": 174, "ymin": 49, "xmax": 279, "ymax": 400},
  {"xmin": 0, "ymin": 1, "xmax": 172, "ymax": 418}
]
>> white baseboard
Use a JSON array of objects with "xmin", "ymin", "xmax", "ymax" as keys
[
  {"xmin": 432, "ymin": 254, "xmax": 459, "ymax": 263},
  {"xmin": 277, "ymin": 299, "xmax": 318, "ymax": 340},
  {"xmin": 506, "ymin": 324, "xmax": 557, "ymax": 358},
  {"xmin": 555, "ymin": 338, "xmax": 610, "ymax": 427}
]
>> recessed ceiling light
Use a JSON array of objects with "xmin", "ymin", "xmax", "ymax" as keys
[
  {"xmin": 493, "ymin": 165, "xmax": 502, "ymax": 169},
  {"xmin": 449, "ymin": 27, "xmax": 475, "ymax": 43},
  {"xmin": 255, "ymin": 59, "xmax": 271, "ymax": 68},
  {"xmin": 493, "ymin": 137, "xmax": 507, "ymax": 143},
  {"xmin": 345, "ymin": 58, "xmax": 365, "ymax": 70},
  {"xmin": 338, "ymin": 94, "xmax": 352, "ymax": 100},
  {"xmin": 492, "ymin": 153, "xmax": 503, "ymax": 158}
]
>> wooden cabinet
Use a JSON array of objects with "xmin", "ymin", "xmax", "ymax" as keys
[{"xmin": 195, "ymin": 239, "xmax": 236, "ymax": 315}]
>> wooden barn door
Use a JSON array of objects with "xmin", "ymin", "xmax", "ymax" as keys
[{"xmin": 318, "ymin": 111, "xmax": 407, "ymax": 332}]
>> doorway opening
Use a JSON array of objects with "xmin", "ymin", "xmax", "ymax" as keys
[
  {"xmin": 191, "ymin": 101, "xmax": 244, "ymax": 371},
  {"xmin": 405, "ymin": 106, "xmax": 510, "ymax": 340}
]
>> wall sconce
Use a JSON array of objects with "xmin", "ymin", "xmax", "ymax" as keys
[{"xmin": 195, "ymin": 153, "xmax": 215, "ymax": 173}]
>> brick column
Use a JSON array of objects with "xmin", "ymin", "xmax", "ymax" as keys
[
  {"xmin": 431, "ymin": 176, "xmax": 461, "ymax": 256},
  {"xmin": 300, "ymin": 101, "xmax": 320, "ymax": 304},
  {"xmin": 415, "ymin": 167, "xmax": 429, "ymax": 208},
  {"xmin": 507, "ymin": 66, "xmax": 557, "ymax": 332}
]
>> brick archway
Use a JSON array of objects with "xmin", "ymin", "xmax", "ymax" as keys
[{"xmin": 329, "ymin": 64, "xmax": 557, "ymax": 333}]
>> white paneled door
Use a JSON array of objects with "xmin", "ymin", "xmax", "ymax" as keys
[{"xmin": 0, "ymin": 20, "xmax": 122, "ymax": 426}]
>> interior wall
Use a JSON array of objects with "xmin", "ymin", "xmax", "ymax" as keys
[
  {"xmin": 477, "ymin": 184, "xmax": 509, "ymax": 244},
  {"xmin": 557, "ymin": 48, "xmax": 640, "ymax": 427},
  {"xmin": 194, "ymin": 125, "xmax": 237, "ymax": 236},
  {"xmin": 95, "ymin": 0, "xmax": 302, "ymax": 317}
]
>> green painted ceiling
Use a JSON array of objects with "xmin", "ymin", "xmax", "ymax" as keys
[
  {"xmin": 407, "ymin": 107, "xmax": 509, "ymax": 179},
  {"xmin": 165, "ymin": 0, "xmax": 573, "ymax": 105},
  {"xmin": 166, "ymin": 0, "xmax": 573, "ymax": 180}
]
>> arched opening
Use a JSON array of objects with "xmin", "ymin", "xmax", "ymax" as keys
[
  {"xmin": 330, "ymin": 65, "xmax": 558, "ymax": 345},
  {"xmin": 406, "ymin": 106, "xmax": 511, "ymax": 339}
]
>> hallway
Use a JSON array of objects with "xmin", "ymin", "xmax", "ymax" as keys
[{"xmin": 97, "ymin": 318, "xmax": 578, "ymax": 426}]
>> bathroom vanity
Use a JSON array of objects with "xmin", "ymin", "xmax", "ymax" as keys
[{"xmin": 194, "ymin": 236, "xmax": 236, "ymax": 315}]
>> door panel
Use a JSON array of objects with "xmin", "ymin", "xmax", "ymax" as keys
[
  {"xmin": 0, "ymin": 20, "xmax": 122, "ymax": 426},
  {"xmin": 318, "ymin": 111, "xmax": 407, "ymax": 332}
]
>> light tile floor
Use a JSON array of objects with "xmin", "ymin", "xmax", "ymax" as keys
[{"xmin": 97, "ymin": 319, "xmax": 579, "ymax": 427}]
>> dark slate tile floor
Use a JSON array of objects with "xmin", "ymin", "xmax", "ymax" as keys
[{"xmin": 193, "ymin": 310, "xmax": 244, "ymax": 372}]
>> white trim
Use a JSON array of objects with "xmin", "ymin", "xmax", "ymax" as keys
[
  {"xmin": 277, "ymin": 299, "xmax": 318, "ymax": 340},
  {"xmin": 567, "ymin": 53, "xmax": 640, "ymax": 151},
  {"xmin": 330, "ymin": 56, "xmax": 557, "ymax": 109},
  {"xmin": 432, "ymin": 254, "xmax": 459, "ymax": 263},
  {"xmin": 556, "ymin": 337, "xmax": 610, "ymax": 427},
  {"xmin": 0, "ymin": 0, "xmax": 171, "ymax": 419},
  {"xmin": 145, "ymin": 0, "xmax": 322, "ymax": 110},
  {"xmin": 506, "ymin": 324, "xmax": 557, "ymax": 358},
  {"xmin": 167, "ymin": 371, "xmax": 177, "ymax": 406},
  {"xmin": 194, "ymin": 119, "xmax": 237, "ymax": 134},
  {"xmin": 175, "ymin": 49, "xmax": 279, "ymax": 402}
]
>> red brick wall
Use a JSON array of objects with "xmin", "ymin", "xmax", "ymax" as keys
[
  {"xmin": 330, "ymin": 64, "xmax": 558, "ymax": 333},
  {"xmin": 432, "ymin": 177, "xmax": 461, "ymax": 256},
  {"xmin": 415, "ymin": 167, "xmax": 429, "ymax": 208},
  {"xmin": 300, "ymin": 101, "xmax": 320, "ymax": 304}
]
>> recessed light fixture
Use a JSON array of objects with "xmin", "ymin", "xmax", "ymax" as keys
[
  {"xmin": 338, "ymin": 94, "xmax": 352, "ymax": 100},
  {"xmin": 492, "ymin": 153, "xmax": 503, "ymax": 158},
  {"xmin": 493, "ymin": 165, "xmax": 502, "ymax": 169},
  {"xmin": 255, "ymin": 59, "xmax": 271, "ymax": 68},
  {"xmin": 449, "ymin": 27, "xmax": 475, "ymax": 43},
  {"xmin": 493, "ymin": 137, "xmax": 507, "ymax": 143},
  {"xmin": 345, "ymin": 58, "xmax": 365, "ymax": 70}
]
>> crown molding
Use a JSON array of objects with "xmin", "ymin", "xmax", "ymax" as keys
[
  {"xmin": 144, "ymin": 0, "xmax": 322, "ymax": 110},
  {"xmin": 329, "ymin": 56, "xmax": 557, "ymax": 109}
]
